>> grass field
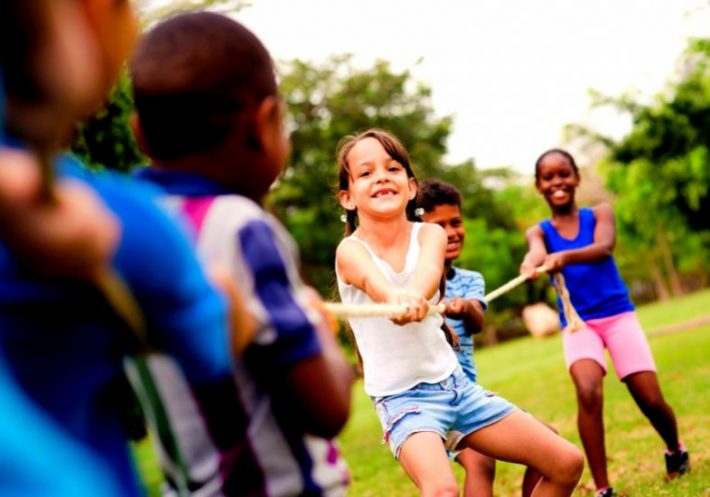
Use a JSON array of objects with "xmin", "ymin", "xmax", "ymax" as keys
[{"xmin": 135, "ymin": 289, "xmax": 710, "ymax": 496}]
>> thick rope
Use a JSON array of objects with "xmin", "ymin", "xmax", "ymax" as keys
[
  {"xmin": 323, "ymin": 301, "xmax": 446, "ymax": 319},
  {"xmin": 552, "ymin": 272, "xmax": 585, "ymax": 332},
  {"xmin": 483, "ymin": 266, "xmax": 547, "ymax": 303},
  {"xmin": 324, "ymin": 264, "xmax": 586, "ymax": 333},
  {"xmin": 323, "ymin": 267, "xmax": 547, "ymax": 318}
]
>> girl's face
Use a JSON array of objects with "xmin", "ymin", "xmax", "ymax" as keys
[
  {"xmin": 421, "ymin": 203, "xmax": 464, "ymax": 263},
  {"xmin": 535, "ymin": 152, "xmax": 579, "ymax": 210},
  {"xmin": 338, "ymin": 137, "xmax": 416, "ymax": 220}
]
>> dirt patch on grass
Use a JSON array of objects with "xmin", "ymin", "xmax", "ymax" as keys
[{"xmin": 648, "ymin": 315, "xmax": 710, "ymax": 338}]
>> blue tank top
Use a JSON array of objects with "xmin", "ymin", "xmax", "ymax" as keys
[{"xmin": 540, "ymin": 208, "xmax": 634, "ymax": 326}]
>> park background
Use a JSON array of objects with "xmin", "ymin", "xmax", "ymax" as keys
[{"xmin": 80, "ymin": 1, "xmax": 709, "ymax": 494}]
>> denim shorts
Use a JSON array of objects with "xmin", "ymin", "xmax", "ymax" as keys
[{"xmin": 372, "ymin": 368, "xmax": 516, "ymax": 458}]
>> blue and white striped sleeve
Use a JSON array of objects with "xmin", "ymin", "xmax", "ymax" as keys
[
  {"xmin": 463, "ymin": 270, "xmax": 488, "ymax": 311},
  {"xmin": 237, "ymin": 220, "xmax": 321, "ymax": 367}
]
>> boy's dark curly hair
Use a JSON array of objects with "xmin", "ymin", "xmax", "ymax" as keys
[{"xmin": 417, "ymin": 178, "xmax": 462, "ymax": 213}]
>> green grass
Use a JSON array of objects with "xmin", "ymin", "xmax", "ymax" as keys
[
  {"xmin": 339, "ymin": 288, "xmax": 710, "ymax": 496},
  {"xmin": 135, "ymin": 289, "xmax": 710, "ymax": 496}
]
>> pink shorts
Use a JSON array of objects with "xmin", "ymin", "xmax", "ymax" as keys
[{"xmin": 562, "ymin": 311, "xmax": 656, "ymax": 380}]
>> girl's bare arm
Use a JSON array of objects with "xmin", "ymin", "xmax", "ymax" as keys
[
  {"xmin": 544, "ymin": 203, "xmax": 615, "ymax": 271},
  {"xmin": 520, "ymin": 224, "xmax": 548, "ymax": 278},
  {"xmin": 336, "ymin": 239, "xmax": 396, "ymax": 303},
  {"xmin": 409, "ymin": 222, "xmax": 447, "ymax": 300}
]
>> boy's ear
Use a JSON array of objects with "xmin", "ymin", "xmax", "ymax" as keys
[
  {"xmin": 338, "ymin": 190, "xmax": 355, "ymax": 211},
  {"xmin": 129, "ymin": 112, "xmax": 149, "ymax": 155},
  {"xmin": 252, "ymin": 95, "xmax": 281, "ymax": 151}
]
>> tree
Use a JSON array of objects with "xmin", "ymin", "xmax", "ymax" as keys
[
  {"xmin": 71, "ymin": 73, "xmax": 144, "ymax": 172},
  {"xmin": 136, "ymin": 0, "xmax": 249, "ymax": 28},
  {"xmin": 70, "ymin": 0, "xmax": 250, "ymax": 171},
  {"xmin": 566, "ymin": 38, "xmax": 710, "ymax": 297}
]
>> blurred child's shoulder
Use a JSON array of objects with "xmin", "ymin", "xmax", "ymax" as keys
[
  {"xmin": 208, "ymin": 194, "xmax": 265, "ymax": 222},
  {"xmin": 207, "ymin": 194, "xmax": 299, "ymax": 252},
  {"xmin": 450, "ymin": 266, "xmax": 484, "ymax": 282}
]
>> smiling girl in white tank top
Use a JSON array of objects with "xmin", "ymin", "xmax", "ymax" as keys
[{"xmin": 334, "ymin": 129, "xmax": 583, "ymax": 497}]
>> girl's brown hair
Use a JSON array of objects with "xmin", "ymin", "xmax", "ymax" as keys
[{"xmin": 336, "ymin": 128, "xmax": 419, "ymax": 235}]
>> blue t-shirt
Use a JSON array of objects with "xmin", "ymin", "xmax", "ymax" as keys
[
  {"xmin": 0, "ymin": 358, "xmax": 123, "ymax": 497},
  {"xmin": 0, "ymin": 153, "xmax": 232, "ymax": 496},
  {"xmin": 445, "ymin": 267, "xmax": 487, "ymax": 383},
  {"xmin": 1, "ymin": 78, "xmax": 123, "ymax": 495},
  {"xmin": 539, "ymin": 207, "xmax": 634, "ymax": 326}
]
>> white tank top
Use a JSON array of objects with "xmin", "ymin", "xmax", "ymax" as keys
[{"xmin": 336, "ymin": 223, "xmax": 458, "ymax": 397}]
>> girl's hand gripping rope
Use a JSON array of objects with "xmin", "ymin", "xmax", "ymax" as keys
[
  {"xmin": 485, "ymin": 265, "xmax": 549, "ymax": 304},
  {"xmin": 388, "ymin": 290, "xmax": 429, "ymax": 325}
]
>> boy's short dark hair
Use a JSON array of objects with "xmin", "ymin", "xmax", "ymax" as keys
[
  {"xmin": 131, "ymin": 12, "xmax": 276, "ymax": 161},
  {"xmin": 417, "ymin": 178, "xmax": 462, "ymax": 213}
]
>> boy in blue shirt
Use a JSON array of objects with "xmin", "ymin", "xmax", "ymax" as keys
[{"xmin": 418, "ymin": 178, "xmax": 544, "ymax": 497}]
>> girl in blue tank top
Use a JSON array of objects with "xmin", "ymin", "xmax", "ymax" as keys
[{"xmin": 520, "ymin": 149, "xmax": 689, "ymax": 497}]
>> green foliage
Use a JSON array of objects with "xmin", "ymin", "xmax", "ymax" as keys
[
  {"xmin": 138, "ymin": 0, "xmax": 250, "ymax": 28},
  {"xmin": 603, "ymin": 39, "xmax": 710, "ymax": 233},
  {"xmin": 71, "ymin": 72, "xmax": 145, "ymax": 172},
  {"xmin": 567, "ymin": 38, "xmax": 710, "ymax": 296}
]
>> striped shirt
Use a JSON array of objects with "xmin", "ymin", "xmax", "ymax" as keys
[
  {"xmin": 445, "ymin": 267, "xmax": 487, "ymax": 382},
  {"xmin": 135, "ymin": 168, "xmax": 349, "ymax": 497}
]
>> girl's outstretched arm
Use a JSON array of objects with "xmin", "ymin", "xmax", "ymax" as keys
[
  {"xmin": 336, "ymin": 239, "xmax": 397, "ymax": 303},
  {"xmin": 410, "ymin": 222, "xmax": 447, "ymax": 300},
  {"xmin": 544, "ymin": 203, "xmax": 616, "ymax": 271},
  {"xmin": 520, "ymin": 224, "xmax": 548, "ymax": 279}
]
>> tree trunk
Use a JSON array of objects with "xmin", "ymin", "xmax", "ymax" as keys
[
  {"xmin": 650, "ymin": 258, "xmax": 670, "ymax": 301},
  {"xmin": 483, "ymin": 325, "xmax": 498, "ymax": 346},
  {"xmin": 657, "ymin": 228, "xmax": 684, "ymax": 297}
]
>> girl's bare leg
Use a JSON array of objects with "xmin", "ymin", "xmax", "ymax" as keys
[
  {"xmin": 456, "ymin": 448, "xmax": 495, "ymax": 497},
  {"xmin": 570, "ymin": 359, "xmax": 608, "ymax": 490},
  {"xmin": 624, "ymin": 371, "xmax": 679, "ymax": 449},
  {"xmin": 460, "ymin": 410, "xmax": 583, "ymax": 497},
  {"xmin": 398, "ymin": 431, "xmax": 459, "ymax": 497}
]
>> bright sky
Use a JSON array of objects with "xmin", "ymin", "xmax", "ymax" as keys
[{"xmin": 232, "ymin": 0, "xmax": 710, "ymax": 173}]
